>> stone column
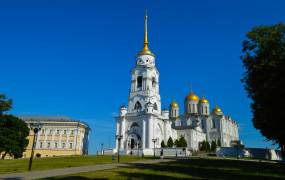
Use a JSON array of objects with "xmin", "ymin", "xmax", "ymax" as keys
[
  {"xmin": 148, "ymin": 118, "xmax": 153, "ymax": 149},
  {"xmin": 115, "ymin": 119, "xmax": 120, "ymax": 150},
  {"xmin": 120, "ymin": 119, "xmax": 125, "ymax": 150},
  {"xmin": 142, "ymin": 119, "xmax": 146, "ymax": 149}
]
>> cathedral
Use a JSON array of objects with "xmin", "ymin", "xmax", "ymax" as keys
[{"xmin": 115, "ymin": 13, "xmax": 239, "ymax": 155}]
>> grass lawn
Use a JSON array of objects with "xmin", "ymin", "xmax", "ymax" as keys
[
  {"xmin": 0, "ymin": 155, "xmax": 143, "ymax": 175},
  {"xmin": 42, "ymin": 157, "xmax": 285, "ymax": 180}
]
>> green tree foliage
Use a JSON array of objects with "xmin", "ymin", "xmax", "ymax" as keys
[
  {"xmin": 199, "ymin": 140, "xmax": 206, "ymax": 151},
  {"xmin": 199, "ymin": 140, "xmax": 211, "ymax": 151},
  {"xmin": 167, "ymin": 137, "xmax": 174, "ymax": 148},
  {"xmin": 206, "ymin": 141, "xmax": 211, "ymax": 152},
  {"xmin": 177, "ymin": 136, "xmax": 187, "ymax": 147},
  {"xmin": 211, "ymin": 141, "xmax": 217, "ymax": 152},
  {"xmin": 174, "ymin": 139, "xmax": 179, "ymax": 147},
  {"xmin": 241, "ymin": 23, "xmax": 285, "ymax": 157},
  {"xmin": 161, "ymin": 140, "xmax": 165, "ymax": 148},
  {"xmin": 217, "ymin": 139, "xmax": 221, "ymax": 147},
  {"xmin": 0, "ymin": 93, "xmax": 29, "ymax": 159},
  {"xmin": 0, "ymin": 94, "xmax": 12, "ymax": 115}
]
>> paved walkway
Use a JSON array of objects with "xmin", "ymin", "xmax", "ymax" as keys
[{"xmin": 0, "ymin": 159, "xmax": 174, "ymax": 180}]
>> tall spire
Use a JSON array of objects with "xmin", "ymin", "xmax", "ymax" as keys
[
  {"xmin": 144, "ymin": 9, "xmax": 148, "ymax": 45},
  {"xmin": 138, "ymin": 10, "xmax": 154, "ymax": 57}
]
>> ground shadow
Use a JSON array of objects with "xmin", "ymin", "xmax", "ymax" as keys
[{"xmin": 43, "ymin": 158, "xmax": 285, "ymax": 180}]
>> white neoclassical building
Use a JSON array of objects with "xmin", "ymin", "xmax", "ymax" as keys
[{"xmin": 114, "ymin": 13, "xmax": 239, "ymax": 155}]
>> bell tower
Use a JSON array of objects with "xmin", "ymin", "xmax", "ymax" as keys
[{"xmin": 128, "ymin": 11, "xmax": 161, "ymax": 115}]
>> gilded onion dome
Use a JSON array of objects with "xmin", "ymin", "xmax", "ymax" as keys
[
  {"xmin": 137, "ymin": 11, "xmax": 155, "ymax": 57},
  {"xmin": 213, "ymin": 106, "xmax": 222, "ymax": 114},
  {"xmin": 200, "ymin": 97, "xmax": 209, "ymax": 103},
  {"xmin": 170, "ymin": 101, "xmax": 179, "ymax": 108},
  {"xmin": 185, "ymin": 92, "xmax": 199, "ymax": 102}
]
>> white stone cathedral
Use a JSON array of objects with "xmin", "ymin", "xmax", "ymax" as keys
[{"xmin": 114, "ymin": 13, "xmax": 239, "ymax": 155}]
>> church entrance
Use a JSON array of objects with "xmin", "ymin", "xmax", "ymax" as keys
[{"xmin": 131, "ymin": 139, "xmax": 135, "ymax": 149}]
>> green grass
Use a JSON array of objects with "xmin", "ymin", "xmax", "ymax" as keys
[
  {"xmin": 0, "ymin": 155, "xmax": 143, "ymax": 174},
  {"xmin": 43, "ymin": 157, "xmax": 285, "ymax": 180}
]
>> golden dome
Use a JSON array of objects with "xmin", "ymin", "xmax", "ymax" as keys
[
  {"xmin": 200, "ymin": 97, "xmax": 209, "ymax": 103},
  {"xmin": 138, "ymin": 44, "xmax": 154, "ymax": 56},
  {"xmin": 213, "ymin": 106, "xmax": 222, "ymax": 113},
  {"xmin": 185, "ymin": 92, "xmax": 199, "ymax": 102},
  {"xmin": 170, "ymin": 101, "xmax": 179, "ymax": 108}
]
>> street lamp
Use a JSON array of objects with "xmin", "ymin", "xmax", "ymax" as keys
[
  {"xmin": 101, "ymin": 143, "xmax": 104, "ymax": 155},
  {"xmin": 28, "ymin": 122, "xmax": 42, "ymax": 171},
  {"xmin": 137, "ymin": 142, "xmax": 140, "ymax": 156},
  {"xmin": 116, "ymin": 135, "xmax": 123, "ymax": 163},
  {"xmin": 152, "ymin": 138, "xmax": 157, "ymax": 159}
]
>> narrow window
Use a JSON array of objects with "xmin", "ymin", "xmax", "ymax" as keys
[
  {"xmin": 137, "ymin": 76, "xmax": 142, "ymax": 89},
  {"xmin": 69, "ymin": 143, "xmax": 73, "ymax": 149},
  {"xmin": 154, "ymin": 103, "xmax": 158, "ymax": 110},
  {"xmin": 134, "ymin": 101, "xmax": 142, "ymax": 111},
  {"xmin": 212, "ymin": 119, "xmax": 216, "ymax": 128},
  {"xmin": 55, "ymin": 142, "xmax": 58, "ymax": 148},
  {"xmin": 152, "ymin": 77, "xmax": 156, "ymax": 88},
  {"xmin": 62, "ymin": 143, "xmax": 66, "ymax": 148}
]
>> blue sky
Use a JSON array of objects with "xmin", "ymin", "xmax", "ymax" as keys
[{"xmin": 0, "ymin": 0, "xmax": 284, "ymax": 154}]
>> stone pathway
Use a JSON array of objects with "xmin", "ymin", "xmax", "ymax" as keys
[{"xmin": 0, "ymin": 159, "xmax": 174, "ymax": 180}]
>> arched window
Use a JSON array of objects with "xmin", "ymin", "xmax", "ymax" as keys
[
  {"xmin": 152, "ymin": 77, "xmax": 156, "ymax": 88},
  {"xmin": 154, "ymin": 103, "xmax": 158, "ymax": 110},
  {"xmin": 134, "ymin": 101, "xmax": 142, "ymax": 111}
]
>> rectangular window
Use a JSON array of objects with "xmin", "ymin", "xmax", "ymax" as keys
[
  {"xmin": 55, "ymin": 142, "xmax": 58, "ymax": 148},
  {"xmin": 49, "ymin": 129, "xmax": 53, "ymax": 135},
  {"xmin": 212, "ymin": 119, "xmax": 216, "ymax": 129},
  {"xmin": 40, "ymin": 142, "xmax": 43, "ymax": 148},
  {"xmin": 62, "ymin": 143, "xmax": 66, "ymax": 148},
  {"xmin": 69, "ymin": 143, "xmax": 73, "ymax": 149},
  {"xmin": 71, "ymin": 130, "xmax": 74, "ymax": 135},
  {"xmin": 64, "ymin": 130, "xmax": 67, "ymax": 135},
  {"xmin": 47, "ymin": 142, "xmax": 50, "ymax": 148},
  {"xmin": 137, "ymin": 76, "xmax": 142, "ymax": 89},
  {"xmin": 57, "ymin": 130, "xmax": 60, "ymax": 134}
]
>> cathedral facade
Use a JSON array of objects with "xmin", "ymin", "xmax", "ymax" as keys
[{"xmin": 115, "ymin": 13, "xmax": 239, "ymax": 155}]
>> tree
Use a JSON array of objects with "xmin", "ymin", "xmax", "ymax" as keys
[
  {"xmin": 241, "ymin": 23, "xmax": 285, "ymax": 157},
  {"xmin": 0, "ymin": 93, "xmax": 29, "ymax": 159},
  {"xmin": 174, "ymin": 139, "xmax": 179, "ymax": 147},
  {"xmin": 178, "ymin": 136, "xmax": 187, "ymax": 147},
  {"xmin": 161, "ymin": 140, "xmax": 165, "ymax": 148},
  {"xmin": 217, "ymin": 139, "xmax": 221, "ymax": 147},
  {"xmin": 0, "ymin": 115, "xmax": 29, "ymax": 159},
  {"xmin": 199, "ymin": 140, "xmax": 205, "ymax": 151},
  {"xmin": 211, "ymin": 141, "xmax": 217, "ymax": 152},
  {"xmin": 206, "ymin": 141, "xmax": 211, "ymax": 152},
  {"xmin": 167, "ymin": 137, "xmax": 174, "ymax": 148},
  {"xmin": 0, "ymin": 94, "xmax": 12, "ymax": 115}
]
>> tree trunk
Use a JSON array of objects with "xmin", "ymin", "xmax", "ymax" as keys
[{"xmin": 1, "ymin": 152, "xmax": 7, "ymax": 159}]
